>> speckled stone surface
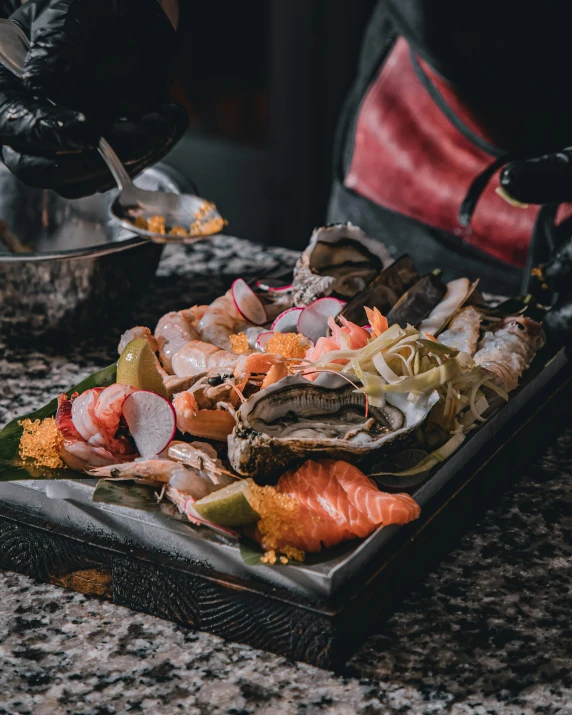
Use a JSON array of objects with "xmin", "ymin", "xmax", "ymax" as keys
[{"xmin": 1, "ymin": 237, "xmax": 572, "ymax": 715}]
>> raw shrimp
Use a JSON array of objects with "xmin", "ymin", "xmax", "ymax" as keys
[
  {"xmin": 474, "ymin": 316, "xmax": 545, "ymax": 391},
  {"xmin": 71, "ymin": 384, "xmax": 136, "ymax": 454},
  {"xmin": 171, "ymin": 340, "xmax": 238, "ymax": 378},
  {"xmin": 197, "ymin": 290, "xmax": 250, "ymax": 350},
  {"xmin": 168, "ymin": 441, "xmax": 236, "ymax": 486},
  {"xmin": 56, "ymin": 394, "xmax": 135, "ymax": 471},
  {"xmin": 439, "ymin": 306, "xmax": 482, "ymax": 356},
  {"xmin": 155, "ymin": 308, "xmax": 201, "ymax": 373},
  {"xmin": 89, "ymin": 458, "xmax": 217, "ymax": 501},
  {"xmin": 118, "ymin": 326, "xmax": 158, "ymax": 355}
]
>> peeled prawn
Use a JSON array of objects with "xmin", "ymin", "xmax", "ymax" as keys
[
  {"xmin": 155, "ymin": 308, "xmax": 201, "ymax": 373},
  {"xmin": 171, "ymin": 340, "xmax": 238, "ymax": 378},
  {"xmin": 118, "ymin": 326, "xmax": 158, "ymax": 356},
  {"xmin": 56, "ymin": 394, "xmax": 135, "ymax": 471},
  {"xmin": 71, "ymin": 384, "xmax": 136, "ymax": 455},
  {"xmin": 197, "ymin": 290, "xmax": 250, "ymax": 350}
]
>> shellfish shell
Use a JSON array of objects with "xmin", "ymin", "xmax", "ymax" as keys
[
  {"xmin": 227, "ymin": 375, "xmax": 438, "ymax": 479},
  {"xmin": 292, "ymin": 223, "xmax": 393, "ymax": 307}
]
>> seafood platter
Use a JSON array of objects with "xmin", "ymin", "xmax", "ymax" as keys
[{"xmin": 0, "ymin": 223, "xmax": 568, "ymax": 667}]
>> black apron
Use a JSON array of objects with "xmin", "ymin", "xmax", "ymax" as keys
[{"xmin": 328, "ymin": 0, "xmax": 572, "ymax": 295}]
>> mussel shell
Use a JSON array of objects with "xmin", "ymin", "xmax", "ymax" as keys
[
  {"xmin": 385, "ymin": 272, "xmax": 447, "ymax": 328},
  {"xmin": 228, "ymin": 376, "xmax": 438, "ymax": 480},
  {"xmin": 341, "ymin": 255, "xmax": 421, "ymax": 325}
]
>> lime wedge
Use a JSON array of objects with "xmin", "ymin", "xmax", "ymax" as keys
[
  {"xmin": 194, "ymin": 479, "xmax": 259, "ymax": 526},
  {"xmin": 117, "ymin": 338, "xmax": 168, "ymax": 399}
]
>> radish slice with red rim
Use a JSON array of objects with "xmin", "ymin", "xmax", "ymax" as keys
[
  {"xmin": 232, "ymin": 278, "xmax": 268, "ymax": 326},
  {"xmin": 255, "ymin": 280, "xmax": 293, "ymax": 293},
  {"xmin": 271, "ymin": 307, "xmax": 303, "ymax": 333},
  {"xmin": 297, "ymin": 298, "xmax": 347, "ymax": 343},
  {"xmin": 256, "ymin": 331, "xmax": 275, "ymax": 351},
  {"xmin": 122, "ymin": 391, "xmax": 176, "ymax": 459}
]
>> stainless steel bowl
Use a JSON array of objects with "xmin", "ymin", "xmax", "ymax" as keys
[{"xmin": 0, "ymin": 163, "xmax": 193, "ymax": 339}]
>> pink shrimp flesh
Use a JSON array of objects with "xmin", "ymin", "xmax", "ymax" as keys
[
  {"xmin": 56, "ymin": 394, "xmax": 135, "ymax": 472},
  {"xmin": 155, "ymin": 309, "xmax": 201, "ymax": 373},
  {"xmin": 118, "ymin": 326, "xmax": 158, "ymax": 356},
  {"xmin": 197, "ymin": 290, "xmax": 250, "ymax": 350},
  {"xmin": 171, "ymin": 340, "xmax": 238, "ymax": 378}
]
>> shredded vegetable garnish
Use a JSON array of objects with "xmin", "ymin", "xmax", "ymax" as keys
[
  {"xmin": 370, "ymin": 432, "xmax": 466, "ymax": 477},
  {"xmin": 229, "ymin": 332, "xmax": 249, "ymax": 354},
  {"xmin": 18, "ymin": 418, "xmax": 63, "ymax": 469}
]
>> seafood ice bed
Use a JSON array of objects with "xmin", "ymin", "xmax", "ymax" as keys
[{"xmin": 5, "ymin": 224, "xmax": 558, "ymax": 597}]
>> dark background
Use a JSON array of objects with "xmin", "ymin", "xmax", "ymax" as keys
[{"xmin": 164, "ymin": 0, "xmax": 377, "ymax": 249}]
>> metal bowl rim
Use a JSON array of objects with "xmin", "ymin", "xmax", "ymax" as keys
[
  {"xmin": 0, "ymin": 234, "xmax": 147, "ymax": 263},
  {"xmin": 0, "ymin": 164, "xmax": 186, "ymax": 263}
]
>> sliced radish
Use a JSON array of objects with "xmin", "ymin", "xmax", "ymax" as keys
[
  {"xmin": 271, "ymin": 307, "xmax": 303, "ymax": 333},
  {"xmin": 256, "ymin": 331, "xmax": 275, "ymax": 351},
  {"xmin": 232, "ymin": 278, "xmax": 268, "ymax": 326},
  {"xmin": 297, "ymin": 298, "xmax": 346, "ymax": 343},
  {"xmin": 122, "ymin": 391, "xmax": 176, "ymax": 459},
  {"xmin": 255, "ymin": 280, "xmax": 293, "ymax": 293}
]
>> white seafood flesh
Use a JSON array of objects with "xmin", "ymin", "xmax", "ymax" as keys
[
  {"xmin": 419, "ymin": 278, "xmax": 471, "ymax": 336},
  {"xmin": 439, "ymin": 306, "xmax": 483, "ymax": 356}
]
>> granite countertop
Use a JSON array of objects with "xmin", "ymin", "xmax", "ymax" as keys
[{"xmin": 1, "ymin": 237, "xmax": 571, "ymax": 715}]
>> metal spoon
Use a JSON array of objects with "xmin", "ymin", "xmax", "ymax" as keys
[{"xmin": 0, "ymin": 18, "xmax": 225, "ymax": 244}]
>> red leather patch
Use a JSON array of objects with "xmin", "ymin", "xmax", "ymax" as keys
[{"xmin": 345, "ymin": 38, "xmax": 541, "ymax": 268}]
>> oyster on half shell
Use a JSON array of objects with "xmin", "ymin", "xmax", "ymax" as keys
[
  {"xmin": 227, "ymin": 376, "xmax": 439, "ymax": 479},
  {"xmin": 292, "ymin": 223, "xmax": 393, "ymax": 307}
]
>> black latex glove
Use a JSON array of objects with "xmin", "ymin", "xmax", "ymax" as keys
[
  {"xmin": 0, "ymin": 0, "xmax": 189, "ymax": 199},
  {"xmin": 501, "ymin": 149, "xmax": 572, "ymax": 206},
  {"xmin": 500, "ymin": 147, "xmax": 572, "ymax": 344}
]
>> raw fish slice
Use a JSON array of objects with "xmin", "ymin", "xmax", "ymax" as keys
[
  {"xmin": 279, "ymin": 461, "xmax": 374, "ymax": 539},
  {"xmin": 439, "ymin": 306, "xmax": 482, "ymax": 356},
  {"xmin": 333, "ymin": 461, "xmax": 421, "ymax": 525},
  {"xmin": 261, "ymin": 459, "xmax": 421, "ymax": 554}
]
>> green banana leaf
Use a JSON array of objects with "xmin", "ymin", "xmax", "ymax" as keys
[{"xmin": 0, "ymin": 362, "xmax": 117, "ymax": 480}]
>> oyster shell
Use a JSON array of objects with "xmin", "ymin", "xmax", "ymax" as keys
[
  {"xmin": 292, "ymin": 224, "xmax": 393, "ymax": 307},
  {"xmin": 228, "ymin": 376, "xmax": 438, "ymax": 478}
]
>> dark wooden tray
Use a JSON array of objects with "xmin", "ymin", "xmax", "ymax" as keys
[{"xmin": 1, "ymin": 350, "xmax": 570, "ymax": 669}]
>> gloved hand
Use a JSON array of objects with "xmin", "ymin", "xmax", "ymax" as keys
[
  {"xmin": 0, "ymin": 0, "xmax": 188, "ymax": 199},
  {"xmin": 501, "ymin": 150, "xmax": 572, "ymax": 343},
  {"xmin": 501, "ymin": 149, "xmax": 572, "ymax": 206}
]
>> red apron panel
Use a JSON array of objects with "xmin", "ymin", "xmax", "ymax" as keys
[{"xmin": 344, "ymin": 38, "xmax": 541, "ymax": 268}]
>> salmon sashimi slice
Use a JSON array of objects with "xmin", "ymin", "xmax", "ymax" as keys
[
  {"xmin": 279, "ymin": 461, "xmax": 375, "ymax": 539},
  {"xmin": 259, "ymin": 458, "xmax": 421, "ymax": 554},
  {"xmin": 333, "ymin": 460, "xmax": 421, "ymax": 525}
]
